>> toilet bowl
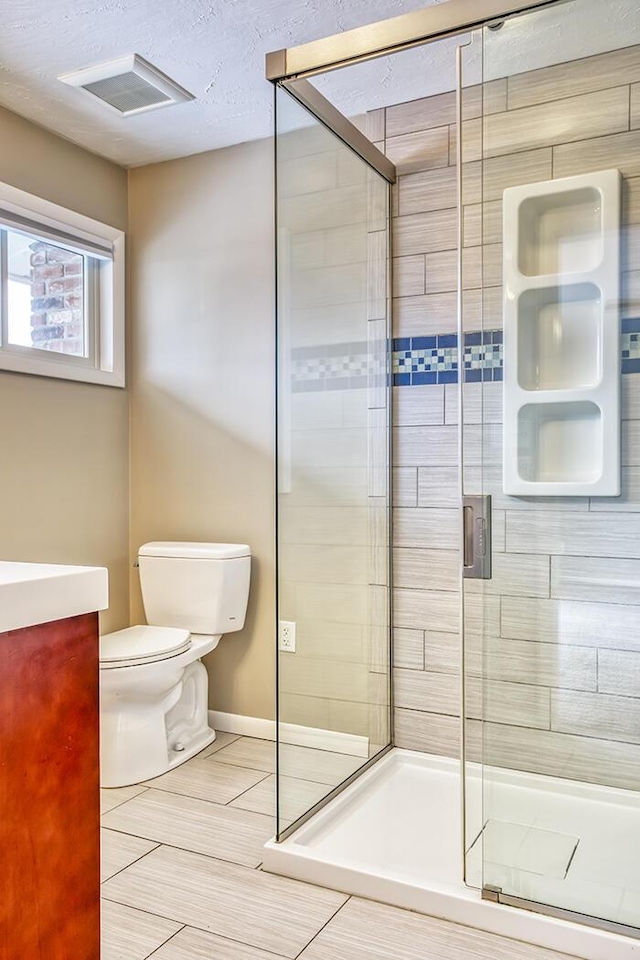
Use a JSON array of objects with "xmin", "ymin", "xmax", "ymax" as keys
[{"xmin": 99, "ymin": 542, "xmax": 251, "ymax": 788}]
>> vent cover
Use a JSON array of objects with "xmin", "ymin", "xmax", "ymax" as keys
[{"xmin": 59, "ymin": 54, "xmax": 194, "ymax": 116}]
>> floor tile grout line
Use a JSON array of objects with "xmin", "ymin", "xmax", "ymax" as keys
[
  {"xmin": 101, "ymin": 893, "xmax": 295, "ymax": 960},
  {"xmin": 101, "ymin": 893, "xmax": 187, "ymax": 930},
  {"xmin": 101, "ymin": 839, "xmax": 161, "ymax": 883},
  {"xmin": 224, "ymin": 770, "xmax": 275, "ymax": 806},
  {"xmin": 100, "ymin": 785, "xmax": 149, "ymax": 815},
  {"xmin": 142, "ymin": 923, "xmax": 187, "ymax": 959},
  {"xmin": 118, "ymin": 775, "xmax": 274, "ymax": 811},
  {"xmin": 101, "ymin": 836, "xmax": 269, "ymax": 873},
  {"xmin": 294, "ymin": 896, "xmax": 352, "ymax": 959}
]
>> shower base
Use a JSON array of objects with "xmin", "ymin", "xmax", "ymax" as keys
[{"xmin": 263, "ymin": 750, "xmax": 640, "ymax": 960}]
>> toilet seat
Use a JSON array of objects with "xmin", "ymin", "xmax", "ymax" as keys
[{"xmin": 100, "ymin": 625, "xmax": 192, "ymax": 668}]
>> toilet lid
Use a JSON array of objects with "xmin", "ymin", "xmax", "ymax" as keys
[{"xmin": 100, "ymin": 625, "xmax": 191, "ymax": 665}]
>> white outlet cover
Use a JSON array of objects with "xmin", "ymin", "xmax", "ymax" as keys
[{"xmin": 279, "ymin": 620, "xmax": 296, "ymax": 653}]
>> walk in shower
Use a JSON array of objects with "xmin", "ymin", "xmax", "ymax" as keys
[{"xmin": 264, "ymin": 1, "xmax": 640, "ymax": 957}]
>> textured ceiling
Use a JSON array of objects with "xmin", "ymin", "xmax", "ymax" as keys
[
  {"xmin": 1, "ymin": 0, "xmax": 638, "ymax": 169},
  {"xmin": 0, "ymin": 0, "xmax": 443, "ymax": 167}
]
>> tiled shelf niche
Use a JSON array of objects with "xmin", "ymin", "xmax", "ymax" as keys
[{"xmin": 503, "ymin": 169, "xmax": 621, "ymax": 496}]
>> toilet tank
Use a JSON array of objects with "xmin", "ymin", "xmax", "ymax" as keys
[{"xmin": 138, "ymin": 542, "xmax": 251, "ymax": 636}]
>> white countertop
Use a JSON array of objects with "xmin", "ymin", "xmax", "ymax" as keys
[{"xmin": 0, "ymin": 561, "xmax": 108, "ymax": 634}]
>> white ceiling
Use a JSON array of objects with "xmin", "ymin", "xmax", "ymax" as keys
[
  {"xmin": 0, "ymin": 0, "xmax": 444, "ymax": 168},
  {"xmin": 1, "ymin": 0, "xmax": 639, "ymax": 169}
]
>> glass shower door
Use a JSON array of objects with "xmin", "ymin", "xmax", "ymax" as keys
[
  {"xmin": 468, "ymin": 0, "xmax": 640, "ymax": 932},
  {"xmin": 274, "ymin": 84, "xmax": 392, "ymax": 840}
]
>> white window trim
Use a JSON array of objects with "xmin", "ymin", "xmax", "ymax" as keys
[{"xmin": 0, "ymin": 181, "xmax": 125, "ymax": 388}]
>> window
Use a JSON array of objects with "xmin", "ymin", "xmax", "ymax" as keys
[{"xmin": 0, "ymin": 182, "xmax": 125, "ymax": 387}]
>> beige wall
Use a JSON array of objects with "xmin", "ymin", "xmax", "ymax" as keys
[
  {"xmin": 0, "ymin": 105, "xmax": 130, "ymax": 633},
  {"xmin": 127, "ymin": 139, "xmax": 275, "ymax": 720}
]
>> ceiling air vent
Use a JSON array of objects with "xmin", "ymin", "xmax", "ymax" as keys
[{"xmin": 58, "ymin": 54, "xmax": 195, "ymax": 116}]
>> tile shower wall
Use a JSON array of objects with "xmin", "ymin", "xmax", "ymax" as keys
[
  {"xmin": 277, "ymin": 110, "xmax": 390, "ymax": 755},
  {"xmin": 374, "ymin": 45, "xmax": 640, "ymax": 791}
]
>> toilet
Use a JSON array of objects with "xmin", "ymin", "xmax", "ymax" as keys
[{"xmin": 99, "ymin": 541, "xmax": 251, "ymax": 788}]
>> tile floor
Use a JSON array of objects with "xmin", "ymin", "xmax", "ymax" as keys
[{"xmin": 101, "ymin": 733, "xmax": 578, "ymax": 960}]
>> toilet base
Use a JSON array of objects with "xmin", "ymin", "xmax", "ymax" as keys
[
  {"xmin": 168, "ymin": 727, "xmax": 216, "ymax": 770},
  {"xmin": 100, "ymin": 638, "xmax": 219, "ymax": 788}
]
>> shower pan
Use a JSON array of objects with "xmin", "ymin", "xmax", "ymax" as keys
[{"xmin": 264, "ymin": 1, "xmax": 640, "ymax": 957}]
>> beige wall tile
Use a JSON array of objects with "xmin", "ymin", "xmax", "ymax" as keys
[
  {"xmin": 364, "ymin": 108, "xmax": 384, "ymax": 142},
  {"xmin": 393, "ymin": 255, "xmax": 425, "ymax": 297},
  {"xmin": 501, "ymin": 596, "xmax": 640, "ymax": 651},
  {"xmin": 279, "ymin": 505, "xmax": 370, "ymax": 545},
  {"xmin": 393, "ymin": 506, "xmax": 458, "ymax": 549},
  {"xmin": 591, "ymin": 466, "xmax": 640, "ymax": 512},
  {"xmin": 463, "ymin": 200, "xmax": 503, "ymax": 247},
  {"xmin": 481, "ymin": 721, "xmax": 640, "ymax": 791},
  {"xmin": 393, "ymin": 547, "xmax": 458, "ymax": 592},
  {"xmin": 393, "ymin": 467, "xmax": 418, "ymax": 507},
  {"xmin": 393, "ymin": 384, "xmax": 445, "ymax": 426},
  {"xmin": 386, "ymin": 92, "xmax": 456, "ymax": 138},
  {"xmin": 394, "ymin": 586, "xmax": 459, "ymax": 633},
  {"xmin": 418, "ymin": 465, "xmax": 459, "ymax": 508},
  {"xmin": 394, "ymin": 291, "xmax": 457, "ymax": 336},
  {"xmin": 395, "ymin": 668, "xmax": 458, "ymax": 714},
  {"xmin": 506, "ymin": 509, "xmax": 640, "ymax": 559},
  {"xmin": 385, "ymin": 126, "xmax": 449, "ymax": 175},
  {"xmin": 394, "ymin": 627, "xmax": 425, "ymax": 670},
  {"xmin": 485, "ymin": 86, "xmax": 630, "ymax": 158},
  {"xmin": 551, "ymin": 689, "xmax": 640, "ymax": 745},
  {"xmin": 482, "ymin": 637, "xmax": 597, "ymax": 692},
  {"xmin": 465, "ymin": 552, "xmax": 550, "ymax": 598},
  {"xmin": 394, "ymin": 425, "xmax": 458, "ymax": 467},
  {"xmin": 449, "ymin": 118, "xmax": 482, "ymax": 164},
  {"xmin": 394, "ymin": 707, "xmax": 460, "ymax": 756},
  {"xmin": 551, "ymin": 556, "xmax": 640, "ymax": 605},
  {"xmin": 509, "ymin": 44, "xmax": 640, "ymax": 111},
  {"xmin": 424, "ymin": 630, "xmax": 460, "ymax": 676},
  {"xmin": 394, "ymin": 207, "xmax": 456, "ymax": 257},
  {"xmin": 598, "ymin": 650, "xmax": 640, "ymax": 698},
  {"xmin": 554, "ymin": 129, "xmax": 640, "ymax": 180},
  {"xmin": 397, "ymin": 165, "xmax": 456, "ymax": 216},
  {"xmin": 469, "ymin": 677, "xmax": 551, "ymax": 730}
]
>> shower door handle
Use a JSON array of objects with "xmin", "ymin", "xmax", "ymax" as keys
[{"xmin": 463, "ymin": 495, "xmax": 492, "ymax": 579}]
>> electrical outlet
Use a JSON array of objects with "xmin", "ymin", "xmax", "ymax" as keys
[{"xmin": 279, "ymin": 620, "xmax": 296, "ymax": 653}]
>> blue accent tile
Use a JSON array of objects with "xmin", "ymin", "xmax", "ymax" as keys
[
  {"xmin": 493, "ymin": 367, "xmax": 503, "ymax": 381},
  {"xmin": 465, "ymin": 332, "xmax": 482, "ymax": 346},
  {"xmin": 492, "ymin": 330, "xmax": 503, "ymax": 344},
  {"xmin": 394, "ymin": 372, "xmax": 411, "ymax": 386},
  {"xmin": 623, "ymin": 350, "xmax": 630, "ymax": 358},
  {"xmin": 393, "ymin": 338, "xmax": 411, "ymax": 351},
  {"xmin": 412, "ymin": 371, "xmax": 437, "ymax": 385},
  {"xmin": 438, "ymin": 370, "xmax": 458, "ymax": 384},
  {"xmin": 622, "ymin": 358, "xmax": 640, "ymax": 374},
  {"xmin": 412, "ymin": 336, "xmax": 437, "ymax": 349},
  {"xmin": 438, "ymin": 334, "xmax": 457, "ymax": 348},
  {"xmin": 482, "ymin": 367, "xmax": 493, "ymax": 381},
  {"xmin": 622, "ymin": 318, "xmax": 640, "ymax": 334},
  {"xmin": 465, "ymin": 369, "xmax": 482, "ymax": 382}
]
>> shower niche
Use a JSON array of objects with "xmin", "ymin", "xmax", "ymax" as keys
[{"xmin": 503, "ymin": 168, "xmax": 621, "ymax": 496}]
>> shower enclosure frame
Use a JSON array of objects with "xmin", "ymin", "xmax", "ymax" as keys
[{"xmin": 267, "ymin": 0, "xmax": 639, "ymax": 949}]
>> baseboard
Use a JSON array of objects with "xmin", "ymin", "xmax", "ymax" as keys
[{"xmin": 209, "ymin": 710, "xmax": 369, "ymax": 758}]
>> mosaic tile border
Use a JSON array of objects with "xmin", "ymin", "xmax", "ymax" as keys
[{"xmin": 290, "ymin": 320, "xmax": 640, "ymax": 391}]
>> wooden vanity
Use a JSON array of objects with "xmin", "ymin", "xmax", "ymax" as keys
[{"xmin": 0, "ymin": 562, "xmax": 108, "ymax": 959}]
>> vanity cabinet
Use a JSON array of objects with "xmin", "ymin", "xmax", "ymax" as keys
[{"xmin": 0, "ymin": 562, "xmax": 107, "ymax": 960}]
